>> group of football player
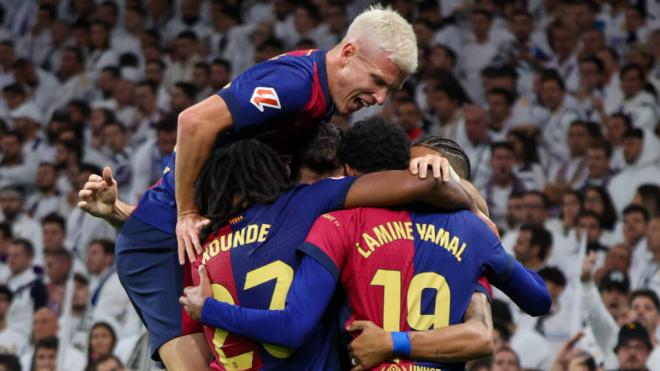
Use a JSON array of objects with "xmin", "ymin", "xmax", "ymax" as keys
[{"xmin": 79, "ymin": 6, "xmax": 551, "ymax": 371}]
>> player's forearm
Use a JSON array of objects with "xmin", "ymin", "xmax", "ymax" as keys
[
  {"xmin": 175, "ymin": 96, "xmax": 233, "ymax": 215},
  {"xmin": 489, "ymin": 258, "xmax": 551, "ymax": 316},
  {"xmin": 408, "ymin": 293, "xmax": 493, "ymax": 362},
  {"xmin": 105, "ymin": 199, "xmax": 135, "ymax": 229}
]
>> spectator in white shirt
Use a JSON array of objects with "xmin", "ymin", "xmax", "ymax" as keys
[
  {"xmin": 209, "ymin": 58, "xmax": 231, "ymax": 92},
  {"xmin": 0, "ymin": 285, "xmax": 27, "ymax": 355},
  {"xmin": 12, "ymin": 59, "xmax": 60, "ymax": 116},
  {"xmin": 6, "ymin": 239, "xmax": 46, "ymax": 337},
  {"xmin": 86, "ymin": 21, "xmax": 119, "ymax": 77},
  {"xmin": 0, "ymin": 187, "xmax": 41, "ymax": 253},
  {"xmin": 506, "ymin": 130, "xmax": 546, "ymax": 192},
  {"xmin": 513, "ymin": 224, "xmax": 553, "ymax": 272},
  {"xmin": 482, "ymin": 142, "xmax": 527, "ymax": 230},
  {"xmin": 0, "ymin": 41, "xmax": 16, "ymax": 89},
  {"xmin": 49, "ymin": 47, "xmax": 95, "ymax": 117},
  {"xmin": 574, "ymin": 55, "xmax": 608, "ymax": 124},
  {"xmin": 162, "ymin": 0, "xmax": 210, "ymax": 45},
  {"xmin": 169, "ymin": 81, "xmax": 196, "ymax": 115},
  {"xmin": 460, "ymin": 8, "xmax": 501, "ymax": 104},
  {"xmin": 0, "ymin": 133, "xmax": 38, "ymax": 189},
  {"xmin": 605, "ymin": 112, "xmax": 632, "ymax": 171},
  {"xmin": 581, "ymin": 139, "xmax": 616, "ymax": 190},
  {"xmin": 491, "ymin": 346, "xmax": 522, "ymax": 371},
  {"xmin": 21, "ymin": 310, "xmax": 85, "ymax": 371},
  {"xmin": 102, "ymin": 122, "xmax": 132, "ymax": 201},
  {"xmin": 26, "ymin": 163, "xmax": 67, "ymax": 221},
  {"xmin": 162, "ymin": 31, "xmax": 202, "ymax": 92},
  {"xmin": 428, "ymin": 78, "xmax": 469, "ymax": 140},
  {"xmin": 614, "ymin": 322, "xmax": 655, "ymax": 371},
  {"xmin": 40, "ymin": 213, "xmax": 65, "ymax": 255},
  {"xmin": 87, "ymin": 321, "xmax": 117, "ymax": 367},
  {"xmin": 608, "ymin": 128, "xmax": 660, "ymax": 215},
  {"xmin": 617, "ymin": 64, "xmax": 658, "ymax": 131},
  {"xmin": 0, "ymin": 84, "xmax": 27, "ymax": 123},
  {"xmin": 636, "ymin": 216, "xmax": 660, "ymax": 294},
  {"xmin": 545, "ymin": 121, "xmax": 591, "ymax": 204},
  {"xmin": 191, "ymin": 62, "xmax": 213, "ymax": 102},
  {"xmin": 546, "ymin": 20, "xmax": 580, "ymax": 92}
]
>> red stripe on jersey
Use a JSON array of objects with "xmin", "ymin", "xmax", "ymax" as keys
[
  {"xmin": 341, "ymin": 209, "xmax": 416, "ymax": 333},
  {"xmin": 477, "ymin": 276, "xmax": 493, "ymax": 297},
  {"xmin": 192, "ymin": 226, "xmax": 264, "ymax": 370},
  {"xmin": 301, "ymin": 63, "xmax": 328, "ymax": 119}
]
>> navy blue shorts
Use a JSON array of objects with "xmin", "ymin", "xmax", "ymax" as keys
[{"xmin": 115, "ymin": 216, "xmax": 201, "ymax": 361}]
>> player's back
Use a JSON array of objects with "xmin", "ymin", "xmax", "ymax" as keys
[
  {"xmin": 306, "ymin": 207, "xmax": 503, "ymax": 370},
  {"xmin": 192, "ymin": 177, "xmax": 355, "ymax": 371}
]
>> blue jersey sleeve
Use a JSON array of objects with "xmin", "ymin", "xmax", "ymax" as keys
[
  {"xmin": 482, "ymin": 242, "xmax": 551, "ymax": 316},
  {"xmin": 200, "ymin": 256, "xmax": 337, "ymax": 348},
  {"xmin": 298, "ymin": 176, "xmax": 356, "ymax": 215},
  {"xmin": 217, "ymin": 61, "xmax": 312, "ymax": 131}
]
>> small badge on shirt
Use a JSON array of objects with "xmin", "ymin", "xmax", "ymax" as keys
[{"xmin": 250, "ymin": 87, "xmax": 281, "ymax": 112}]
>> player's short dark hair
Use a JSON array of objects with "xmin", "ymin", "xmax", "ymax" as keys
[
  {"xmin": 540, "ymin": 68, "xmax": 565, "ymax": 91},
  {"xmin": 11, "ymin": 238, "xmax": 34, "ymax": 257},
  {"xmin": 538, "ymin": 266, "xmax": 567, "ymax": 287},
  {"xmin": 41, "ymin": 213, "xmax": 66, "ymax": 230},
  {"xmin": 630, "ymin": 289, "xmax": 660, "ymax": 311},
  {"xmin": 623, "ymin": 204, "xmax": 650, "ymax": 222},
  {"xmin": 413, "ymin": 136, "xmax": 471, "ymax": 180},
  {"xmin": 0, "ymin": 353, "xmax": 21, "ymax": 371},
  {"xmin": 337, "ymin": 117, "xmax": 410, "ymax": 174},
  {"xmin": 196, "ymin": 140, "xmax": 293, "ymax": 239},
  {"xmin": 89, "ymin": 239, "xmax": 115, "ymax": 255},
  {"xmin": 299, "ymin": 125, "xmax": 342, "ymax": 176},
  {"xmin": 520, "ymin": 224, "xmax": 553, "ymax": 260}
]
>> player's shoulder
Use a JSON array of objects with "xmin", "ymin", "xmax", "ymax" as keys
[{"xmin": 243, "ymin": 50, "xmax": 318, "ymax": 81}]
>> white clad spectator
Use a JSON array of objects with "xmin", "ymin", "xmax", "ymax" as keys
[
  {"xmin": 615, "ymin": 64, "xmax": 658, "ymax": 132},
  {"xmin": 574, "ymin": 56, "xmax": 608, "ymax": 124},
  {"xmin": 0, "ymin": 132, "xmax": 38, "ymax": 189},
  {"xmin": 92, "ymin": 66, "xmax": 121, "ymax": 107},
  {"xmin": 143, "ymin": 59, "xmax": 170, "ymax": 113},
  {"xmin": 608, "ymin": 128, "xmax": 660, "ymax": 215},
  {"xmin": 546, "ymin": 191, "xmax": 582, "ymax": 267},
  {"xmin": 577, "ymin": 27, "xmax": 607, "ymax": 63},
  {"xmin": 102, "ymin": 121, "xmax": 132, "ymax": 201},
  {"xmin": 505, "ymin": 130, "xmax": 546, "ymax": 192},
  {"xmin": 20, "ymin": 309, "xmax": 86, "ymax": 371},
  {"xmin": 191, "ymin": 62, "xmax": 212, "ymax": 102},
  {"xmin": 481, "ymin": 142, "xmax": 527, "ymax": 230},
  {"xmin": 86, "ymin": 21, "xmax": 119, "ymax": 77},
  {"xmin": 86, "ymin": 321, "xmax": 118, "ymax": 367},
  {"xmin": 0, "ymin": 188, "xmax": 41, "ymax": 253},
  {"xmin": 208, "ymin": 2, "xmax": 254, "ymax": 64},
  {"xmin": 169, "ymin": 81, "xmax": 197, "ymax": 115},
  {"xmin": 500, "ymin": 192, "xmax": 526, "ymax": 251},
  {"xmin": 545, "ymin": 20, "xmax": 580, "ymax": 92},
  {"xmin": 209, "ymin": 58, "xmax": 231, "ymax": 92},
  {"xmin": 0, "ymin": 84, "xmax": 27, "ymax": 124},
  {"xmin": 459, "ymin": 9, "xmax": 501, "ymax": 104},
  {"xmin": 162, "ymin": 0, "xmax": 210, "ymax": 45},
  {"xmin": 622, "ymin": 291, "xmax": 660, "ymax": 369},
  {"xmin": 623, "ymin": 4, "xmax": 653, "ymax": 46},
  {"xmin": 487, "ymin": 88, "xmax": 517, "ymax": 142},
  {"xmin": 0, "ymin": 285, "xmax": 27, "ymax": 355},
  {"xmin": 537, "ymin": 69, "xmax": 580, "ymax": 171},
  {"xmin": 491, "ymin": 346, "xmax": 523, "ymax": 371},
  {"xmin": 483, "ymin": 66, "xmax": 536, "ymax": 130},
  {"xmin": 513, "ymin": 224, "xmax": 553, "ymax": 273},
  {"xmin": 12, "ymin": 58, "xmax": 60, "ymax": 115},
  {"xmin": 40, "ymin": 20, "xmax": 72, "ymax": 74},
  {"xmin": 10, "ymin": 102, "xmax": 52, "ymax": 163},
  {"xmin": 461, "ymin": 105, "xmax": 492, "ymax": 189},
  {"xmin": 49, "ymin": 47, "xmax": 95, "ymax": 117},
  {"xmin": 144, "ymin": 0, "xmax": 173, "ymax": 31},
  {"xmin": 26, "ymin": 163, "xmax": 68, "ymax": 222},
  {"xmin": 0, "ymin": 40, "xmax": 16, "ymax": 89},
  {"xmin": 245, "ymin": 0, "xmax": 273, "ymax": 24},
  {"xmin": 5, "ymin": 239, "xmax": 46, "ymax": 337},
  {"xmin": 0, "ymin": 222, "xmax": 12, "ymax": 283},
  {"xmin": 624, "ymin": 205, "xmax": 652, "ymax": 289},
  {"xmin": 545, "ymin": 121, "xmax": 591, "ymax": 204},
  {"xmin": 96, "ymin": 1, "xmax": 140, "ymax": 61},
  {"xmin": 89, "ymin": 245, "xmax": 141, "ymax": 337},
  {"xmin": 129, "ymin": 80, "xmax": 166, "ymax": 148},
  {"xmin": 583, "ymin": 185, "xmax": 621, "ymax": 246},
  {"xmin": 65, "ymin": 165, "xmax": 116, "ymax": 259},
  {"xmin": 111, "ymin": 78, "xmax": 136, "ymax": 128},
  {"xmin": 162, "ymin": 31, "xmax": 202, "ymax": 92},
  {"xmin": 40, "ymin": 213, "xmax": 66, "ymax": 259},
  {"xmin": 68, "ymin": 273, "xmax": 91, "ymax": 351},
  {"xmin": 428, "ymin": 78, "xmax": 469, "ymax": 142},
  {"xmin": 613, "ymin": 321, "xmax": 658, "ymax": 371},
  {"xmin": 581, "ymin": 139, "xmax": 616, "ymax": 190},
  {"xmin": 43, "ymin": 248, "xmax": 71, "ymax": 316},
  {"xmin": 595, "ymin": 47, "xmax": 624, "ymax": 113},
  {"xmin": 14, "ymin": 4, "xmax": 55, "ymax": 69},
  {"xmin": 130, "ymin": 117, "xmax": 176, "ymax": 204},
  {"xmin": 636, "ymin": 216, "xmax": 660, "ymax": 294},
  {"xmin": 605, "ymin": 112, "xmax": 632, "ymax": 172},
  {"xmin": 534, "ymin": 267, "xmax": 574, "ymax": 351},
  {"xmin": 289, "ymin": 3, "xmax": 335, "ymax": 51},
  {"xmin": 394, "ymin": 98, "xmax": 426, "ymax": 142}
]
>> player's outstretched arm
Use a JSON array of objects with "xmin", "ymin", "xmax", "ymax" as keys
[
  {"xmin": 344, "ymin": 169, "xmax": 474, "ymax": 212},
  {"xmin": 78, "ymin": 167, "xmax": 135, "ymax": 229},
  {"xmin": 180, "ymin": 255, "xmax": 336, "ymax": 349},
  {"xmin": 347, "ymin": 292, "xmax": 493, "ymax": 370},
  {"xmin": 175, "ymin": 95, "xmax": 233, "ymax": 263}
]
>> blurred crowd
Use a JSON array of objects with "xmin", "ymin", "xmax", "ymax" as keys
[{"xmin": 0, "ymin": 0, "xmax": 658, "ymax": 370}]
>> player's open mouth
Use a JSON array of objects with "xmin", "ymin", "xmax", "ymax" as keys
[{"xmin": 354, "ymin": 97, "xmax": 369, "ymax": 109}]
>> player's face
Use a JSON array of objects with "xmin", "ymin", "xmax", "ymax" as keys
[{"xmin": 335, "ymin": 42, "xmax": 408, "ymax": 114}]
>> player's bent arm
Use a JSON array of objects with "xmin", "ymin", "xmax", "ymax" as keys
[
  {"xmin": 175, "ymin": 95, "xmax": 233, "ymax": 215},
  {"xmin": 486, "ymin": 255, "xmax": 551, "ymax": 316},
  {"xmin": 105, "ymin": 199, "xmax": 135, "ymax": 228},
  {"xmin": 410, "ymin": 292, "xmax": 493, "ymax": 361},
  {"xmin": 199, "ymin": 256, "xmax": 336, "ymax": 349},
  {"xmin": 344, "ymin": 171, "xmax": 473, "ymax": 212}
]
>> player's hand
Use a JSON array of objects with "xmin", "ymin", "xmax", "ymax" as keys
[
  {"xmin": 78, "ymin": 167, "xmax": 117, "ymax": 218},
  {"xmin": 176, "ymin": 212, "xmax": 210, "ymax": 265},
  {"xmin": 409, "ymin": 154, "xmax": 453, "ymax": 181},
  {"xmin": 179, "ymin": 265, "xmax": 213, "ymax": 320},
  {"xmin": 347, "ymin": 321, "xmax": 393, "ymax": 371},
  {"xmin": 580, "ymin": 251, "xmax": 597, "ymax": 282}
]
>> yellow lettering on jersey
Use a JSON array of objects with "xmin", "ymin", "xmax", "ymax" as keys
[
  {"xmin": 404, "ymin": 222, "xmax": 414, "ymax": 240},
  {"xmin": 356, "ymin": 242, "xmax": 372, "ymax": 258},
  {"xmin": 363, "ymin": 232, "xmax": 380, "ymax": 251},
  {"xmin": 321, "ymin": 213, "xmax": 341, "ymax": 227},
  {"xmin": 202, "ymin": 224, "xmax": 272, "ymax": 264},
  {"xmin": 423, "ymin": 224, "xmax": 436, "ymax": 242},
  {"xmin": 393, "ymin": 222, "xmax": 406, "ymax": 240},
  {"xmin": 373, "ymin": 224, "xmax": 393, "ymax": 245},
  {"xmin": 456, "ymin": 242, "xmax": 467, "ymax": 262}
]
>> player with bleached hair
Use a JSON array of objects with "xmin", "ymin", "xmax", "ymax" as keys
[{"xmin": 79, "ymin": 6, "xmax": 419, "ymax": 370}]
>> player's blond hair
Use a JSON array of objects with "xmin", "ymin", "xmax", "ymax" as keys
[{"xmin": 344, "ymin": 5, "xmax": 418, "ymax": 74}]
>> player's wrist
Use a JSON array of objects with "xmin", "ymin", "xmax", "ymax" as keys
[{"xmin": 391, "ymin": 332, "xmax": 411, "ymax": 358}]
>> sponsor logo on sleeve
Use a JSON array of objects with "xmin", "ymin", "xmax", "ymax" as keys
[{"xmin": 250, "ymin": 87, "xmax": 281, "ymax": 112}]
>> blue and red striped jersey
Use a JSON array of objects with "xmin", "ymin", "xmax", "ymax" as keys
[
  {"xmin": 301, "ymin": 208, "xmax": 513, "ymax": 371},
  {"xmin": 191, "ymin": 176, "xmax": 354, "ymax": 371},
  {"xmin": 131, "ymin": 50, "xmax": 334, "ymax": 234}
]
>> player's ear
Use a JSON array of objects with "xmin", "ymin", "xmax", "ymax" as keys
[{"xmin": 340, "ymin": 42, "xmax": 356, "ymax": 65}]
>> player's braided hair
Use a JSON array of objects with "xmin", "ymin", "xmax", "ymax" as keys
[
  {"xmin": 413, "ymin": 136, "xmax": 472, "ymax": 180},
  {"xmin": 195, "ymin": 140, "xmax": 293, "ymax": 239}
]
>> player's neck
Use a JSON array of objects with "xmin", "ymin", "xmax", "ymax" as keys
[{"xmin": 325, "ymin": 47, "xmax": 341, "ymax": 109}]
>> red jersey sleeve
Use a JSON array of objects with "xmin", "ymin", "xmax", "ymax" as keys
[{"xmin": 297, "ymin": 211, "xmax": 354, "ymax": 281}]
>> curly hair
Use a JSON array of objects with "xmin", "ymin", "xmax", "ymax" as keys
[{"xmin": 337, "ymin": 117, "xmax": 410, "ymax": 173}]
